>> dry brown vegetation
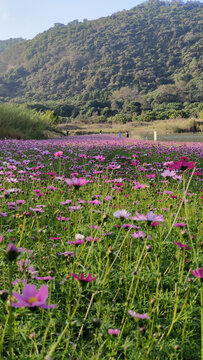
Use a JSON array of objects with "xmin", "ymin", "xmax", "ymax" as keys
[{"xmin": 57, "ymin": 118, "xmax": 203, "ymax": 139}]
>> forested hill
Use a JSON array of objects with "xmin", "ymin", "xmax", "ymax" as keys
[
  {"xmin": 0, "ymin": 0, "xmax": 202, "ymax": 105},
  {"xmin": 0, "ymin": 38, "xmax": 26, "ymax": 55}
]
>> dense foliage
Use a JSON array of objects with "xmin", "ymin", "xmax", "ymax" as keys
[
  {"xmin": 0, "ymin": 103, "xmax": 59, "ymax": 139},
  {"xmin": 0, "ymin": 0, "xmax": 202, "ymax": 122},
  {"xmin": 0, "ymin": 38, "xmax": 26, "ymax": 55}
]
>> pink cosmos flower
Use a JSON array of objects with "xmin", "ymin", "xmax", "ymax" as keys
[
  {"xmin": 12, "ymin": 278, "xmax": 27, "ymax": 286},
  {"xmin": 93, "ymin": 170, "xmax": 103, "ymax": 174},
  {"xmin": 105, "ymin": 196, "xmax": 112, "ymax": 201},
  {"xmin": 113, "ymin": 209, "xmax": 131, "ymax": 219},
  {"xmin": 56, "ymin": 216, "xmax": 71, "ymax": 221},
  {"xmin": 68, "ymin": 205, "xmax": 82, "ymax": 212},
  {"xmin": 161, "ymin": 169, "xmax": 182, "ymax": 181},
  {"xmin": 108, "ymin": 329, "xmax": 120, "ymax": 335},
  {"xmin": 68, "ymin": 239, "xmax": 84, "ymax": 245},
  {"xmin": 54, "ymin": 151, "xmax": 63, "ymax": 157},
  {"xmin": 34, "ymin": 276, "xmax": 55, "ymax": 281},
  {"xmin": 0, "ymin": 212, "xmax": 7, "ymax": 217},
  {"xmin": 65, "ymin": 177, "xmax": 89, "ymax": 189},
  {"xmin": 174, "ymin": 242, "xmax": 190, "ymax": 250},
  {"xmin": 29, "ymin": 207, "xmax": 44, "ymax": 213},
  {"xmin": 88, "ymin": 225, "xmax": 100, "ymax": 229},
  {"xmin": 169, "ymin": 159, "xmax": 196, "ymax": 171},
  {"xmin": 132, "ymin": 211, "xmax": 165, "ymax": 223},
  {"xmin": 60, "ymin": 199, "xmax": 72, "ymax": 205},
  {"xmin": 17, "ymin": 259, "xmax": 38, "ymax": 276},
  {"xmin": 132, "ymin": 231, "xmax": 146, "ymax": 239},
  {"xmin": 128, "ymin": 310, "xmax": 150, "ymax": 319},
  {"xmin": 190, "ymin": 268, "xmax": 203, "ymax": 278},
  {"xmin": 58, "ymin": 251, "xmax": 74, "ymax": 257},
  {"xmin": 179, "ymin": 156, "xmax": 189, "ymax": 160},
  {"xmin": 86, "ymin": 236, "xmax": 99, "ymax": 242},
  {"xmin": 133, "ymin": 181, "xmax": 149, "ymax": 189},
  {"xmin": 71, "ymin": 273, "xmax": 96, "ymax": 283},
  {"xmin": 94, "ymin": 155, "xmax": 106, "ymax": 161},
  {"xmin": 109, "ymin": 164, "xmax": 121, "ymax": 170},
  {"xmin": 12, "ymin": 284, "xmax": 56, "ymax": 308},
  {"xmin": 146, "ymin": 174, "xmax": 156, "ymax": 179},
  {"xmin": 174, "ymin": 223, "xmax": 186, "ymax": 227}
]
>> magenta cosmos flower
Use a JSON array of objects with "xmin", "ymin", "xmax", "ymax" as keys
[
  {"xmin": 190, "ymin": 268, "xmax": 203, "ymax": 278},
  {"xmin": 108, "ymin": 329, "xmax": 120, "ymax": 335},
  {"xmin": 12, "ymin": 284, "xmax": 56, "ymax": 308},
  {"xmin": 128, "ymin": 310, "xmax": 150, "ymax": 319},
  {"xmin": 54, "ymin": 151, "xmax": 63, "ymax": 157},
  {"xmin": 71, "ymin": 273, "xmax": 96, "ymax": 283},
  {"xmin": 174, "ymin": 223, "xmax": 186, "ymax": 227},
  {"xmin": 65, "ymin": 177, "xmax": 89, "ymax": 189},
  {"xmin": 169, "ymin": 159, "xmax": 196, "ymax": 171},
  {"xmin": 68, "ymin": 239, "xmax": 84, "ymax": 245},
  {"xmin": 174, "ymin": 242, "xmax": 190, "ymax": 250},
  {"xmin": 133, "ymin": 181, "xmax": 149, "ymax": 189},
  {"xmin": 132, "ymin": 211, "xmax": 165, "ymax": 223}
]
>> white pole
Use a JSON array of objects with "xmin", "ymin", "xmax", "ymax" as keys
[{"xmin": 154, "ymin": 131, "xmax": 157, "ymax": 141}]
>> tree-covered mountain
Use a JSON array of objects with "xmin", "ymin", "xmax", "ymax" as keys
[
  {"xmin": 0, "ymin": 0, "xmax": 202, "ymax": 121},
  {"xmin": 0, "ymin": 38, "xmax": 26, "ymax": 55}
]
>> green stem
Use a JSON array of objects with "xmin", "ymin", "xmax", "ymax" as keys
[
  {"xmin": 0, "ymin": 314, "xmax": 9, "ymax": 358},
  {"xmin": 8, "ymin": 264, "xmax": 14, "ymax": 360},
  {"xmin": 163, "ymin": 168, "xmax": 195, "ymax": 245},
  {"xmin": 201, "ymin": 285, "xmax": 203, "ymax": 360},
  {"xmin": 45, "ymin": 292, "xmax": 82, "ymax": 359}
]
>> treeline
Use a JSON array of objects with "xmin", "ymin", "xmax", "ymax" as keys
[{"xmin": 27, "ymin": 85, "xmax": 203, "ymax": 124}]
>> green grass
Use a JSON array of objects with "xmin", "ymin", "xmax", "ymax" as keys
[
  {"xmin": 0, "ymin": 137, "xmax": 202, "ymax": 359},
  {"xmin": 0, "ymin": 103, "xmax": 59, "ymax": 139}
]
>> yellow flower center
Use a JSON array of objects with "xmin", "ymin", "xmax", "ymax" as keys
[{"xmin": 28, "ymin": 297, "xmax": 38, "ymax": 304}]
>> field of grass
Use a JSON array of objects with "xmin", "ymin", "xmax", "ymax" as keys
[
  {"xmin": 58, "ymin": 118, "xmax": 203, "ymax": 139},
  {"xmin": 0, "ymin": 103, "xmax": 60, "ymax": 139},
  {"xmin": 0, "ymin": 135, "xmax": 202, "ymax": 360}
]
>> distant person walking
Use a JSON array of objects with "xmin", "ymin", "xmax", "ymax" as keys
[
  {"xmin": 126, "ymin": 131, "xmax": 129, "ymax": 138},
  {"xmin": 66, "ymin": 130, "xmax": 69, "ymax": 136},
  {"xmin": 119, "ymin": 132, "xmax": 121, "ymax": 138}
]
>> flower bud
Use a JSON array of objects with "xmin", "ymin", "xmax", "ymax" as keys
[
  {"xmin": 0, "ymin": 290, "xmax": 8, "ymax": 301},
  {"xmin": 92, "ymin": 318, "xmax": 101, "ymax": 328},
  {"xmin": 5, "ymin": 243, "xmax": 19, "ymax": 261}
]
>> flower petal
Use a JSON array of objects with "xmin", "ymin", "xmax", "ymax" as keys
[{"xmin": 37, "ymin": 284, "xmax": 48, "ymax": 302}]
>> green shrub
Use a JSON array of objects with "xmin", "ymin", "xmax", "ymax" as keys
[{"xmin": 0, "ymin": 103, "xmax": 57, "ymax": 139}]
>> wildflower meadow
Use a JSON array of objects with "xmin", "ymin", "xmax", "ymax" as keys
[{"xmin": 0, "ymin": 135, "xmax": 202, "ymax": 360}]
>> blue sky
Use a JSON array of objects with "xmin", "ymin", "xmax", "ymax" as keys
[{"xmin": 0, "ymin": 0, "xmax": 144, "ymax": 40}]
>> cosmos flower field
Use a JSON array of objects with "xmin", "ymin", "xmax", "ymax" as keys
[{"xmin": 0, "ymin": 135, "xmax": 202, "ymax": 360}]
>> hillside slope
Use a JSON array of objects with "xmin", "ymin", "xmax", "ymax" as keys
[
  {"xmin": 0, "ymin": 0, "xmax": 202, "ymax": 103},
  {"xmin": 0, "ymin": 38, "xmax": 26, "ymax": 55}
]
